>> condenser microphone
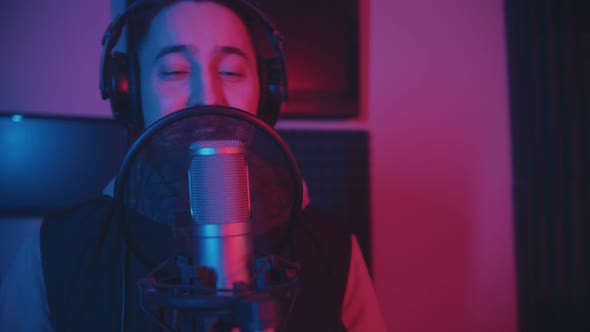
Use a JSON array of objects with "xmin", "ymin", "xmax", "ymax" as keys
[{"xmin": 188, "ymin": 140, "xmax": 253, "ymax": 291}]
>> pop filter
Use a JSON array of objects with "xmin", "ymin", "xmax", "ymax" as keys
[{"xmin": 112, "ymin": 105, "xmax": 302, "ymax": 331}]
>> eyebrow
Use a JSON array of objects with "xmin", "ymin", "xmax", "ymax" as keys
[
  {"xmin": 152, "ymin": 44, "xmax": 252, "ymax": 64},
  {"xmin": 153, "ymin": 44, "xmax": 193, "ymax": 64},
  {"xmin": 219, "ymin": 46, "xmax": 250, "ymax": 62}
]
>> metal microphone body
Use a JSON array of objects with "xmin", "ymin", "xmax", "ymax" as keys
[{"xmin": 188, "ymin": 140, "xmax": 253, "ymax": 291}]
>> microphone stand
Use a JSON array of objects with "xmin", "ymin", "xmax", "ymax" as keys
[{"xmin": 138, "ymin": 255, "xmax": 300, "ymax": 332}]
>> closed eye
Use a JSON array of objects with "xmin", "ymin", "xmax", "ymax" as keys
[
  {"xmin": 160, "ymin": 71, "xmax": 189, "ymax": 80},
  {"xmin": 219, "ymin": 71, "xmax": 244, "ymax": 81}
]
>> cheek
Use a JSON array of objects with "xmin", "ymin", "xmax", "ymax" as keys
[
  {"xmin": 226, "ymin": 80, "xmax": 260, "ymax": 115},
  {"xmin": 142, "ymin": 80, "xmax": 190, "ymax": 127}
]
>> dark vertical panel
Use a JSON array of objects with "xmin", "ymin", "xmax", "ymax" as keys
[
  {"xmin": 278, "ymin": 130, "xmax": 372, "ymax": 273},
  {"xmin": 505, "ymin": 0, "xmax": 590, "ymax": 330}
]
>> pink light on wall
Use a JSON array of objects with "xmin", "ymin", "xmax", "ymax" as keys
[
  {"xmin": 364, "ymin": 0, "xmax": 517, "ymax": 331},
  {"xmin": 0, "ymin": 0, "xmax": 111, "ymax": 118}
]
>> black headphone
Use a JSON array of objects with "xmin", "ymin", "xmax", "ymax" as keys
[{"xmin": 99, "ymin": 0, "xmax": 288, "ymax": 130}]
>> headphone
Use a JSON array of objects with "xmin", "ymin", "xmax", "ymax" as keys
[{"xmin": 99, "ymin": 0, "xmax": 288, "ymax": 130}]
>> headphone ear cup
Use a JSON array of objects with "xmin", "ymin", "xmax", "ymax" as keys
[
  {"xmin": 108, "ymin": 52, "xmax": 132, "ymax": 125},
  {"xmin": 258, "ymin": 57, "xmax": 286, "ymax": 127}
]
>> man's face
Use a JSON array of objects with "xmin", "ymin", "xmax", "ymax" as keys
[{"xmin": 137, "ymin": 1, "xmax": 260, "ymax": 127}]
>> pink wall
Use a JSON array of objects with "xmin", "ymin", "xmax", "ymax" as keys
[
  {"xmin": 0, "ymin": 0, "xmax": 111, "ymax": 117},
  {"xmin": 363, "ymin": 0, "xmax": 517, "ymax": 331}
]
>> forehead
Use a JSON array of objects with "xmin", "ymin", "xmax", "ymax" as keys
[{"xmin": 141, "ymin": 1, "xmax": 255, "ymax": 56}]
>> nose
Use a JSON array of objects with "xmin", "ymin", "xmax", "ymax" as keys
[{"xmin": 186, "ymin": 67, "xmax": 226, "ymax": 107}]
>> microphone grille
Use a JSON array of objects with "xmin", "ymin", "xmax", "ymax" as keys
[{"xmin": 189, "ymin": 140, "xmax": 250, "ymax": 225}]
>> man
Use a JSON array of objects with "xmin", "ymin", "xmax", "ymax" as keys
[{"xmin": 0, "ymin": 1, "xmax": 386, "ymax": 331}]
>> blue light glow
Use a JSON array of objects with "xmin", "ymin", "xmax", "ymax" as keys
[
  {"xmin": 198, "ymin": 147, "xmax": 216, "ymax": 156},
  {"xmin": 11, "ymin": 114, "xmax": 23, "ymax": 122}
]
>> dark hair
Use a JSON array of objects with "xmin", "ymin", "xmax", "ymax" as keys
[{"xmin": 126, "ymin": 0, "xmax": 262, "ymax": 59}]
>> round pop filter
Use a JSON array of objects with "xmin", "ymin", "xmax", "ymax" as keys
[{"xmin": 113, "ymin": 105, "xmax": 302, "ymax": 270}]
